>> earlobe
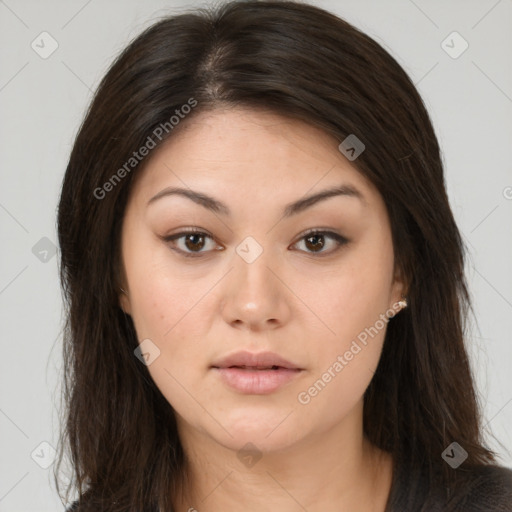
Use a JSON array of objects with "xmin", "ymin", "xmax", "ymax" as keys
[
  {"xmin": 390, "ymin": 289, "xmax": 408, "ymax": 314},
  {"xmin": 396, "ymin": 295, "xmax": 408, "ymax": 310}
]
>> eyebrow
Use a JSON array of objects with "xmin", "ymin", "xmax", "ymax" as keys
[{"xmin": 146, "ymin": 184, "xmax": 366, "ymax": 217}]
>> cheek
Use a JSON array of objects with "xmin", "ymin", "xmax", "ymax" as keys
[
  {"xmin": 296, "ymin": 245, "xmax": 393, "ymax": 351},
  {"xmin": 296, "ymin": 279, "xmax": 390, "ymax": 424},
  {"xmin": 128, "ymin": 277, "xmax": 210, "ymax": 417},
  {"xmin": 293, "ymin": 240, "xmax": 393, "ymax": 409},
  {"xmin": 129, "ymin": 277, "xmax": 202, "ymax": 339},
  {"xmin": 125, "ymin": 240, "xmax": 223, "ymax": 347},
  {"xmin": 128, "ymin": 277, "xmax": 214, "ymax": 395},
  {"xmin": 123, "ymin": 251, "xmax": 212, "ymax": 405},
  {"xmin": 123, "ymin": 225, "xmax": 209, "ymax": 340},
  {"xmin": 296, "ymin": 343, "xmax": 383, "ymax": 431}
]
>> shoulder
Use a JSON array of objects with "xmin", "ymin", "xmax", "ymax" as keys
[
  {"xmin": 387, "ymin": 462, "xmax": 512, "ymax": 512},
  {"xmin": 446, "ymin": 465, "xmax": 512, "ymax": 511}
]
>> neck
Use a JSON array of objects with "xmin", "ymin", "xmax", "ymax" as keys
[{"xmin": 172, "ymin": 403, "xmax": 394, "ymax": 511}]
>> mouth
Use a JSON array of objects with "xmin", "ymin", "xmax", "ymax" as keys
[{"xmin": 210, "ymin": 351, "xmax": 304, "ymax": 394}]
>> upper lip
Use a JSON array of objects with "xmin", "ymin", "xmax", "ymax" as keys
[{"xmin": 211, "ymin": 351, "xmax": 302, "ymax": 370}]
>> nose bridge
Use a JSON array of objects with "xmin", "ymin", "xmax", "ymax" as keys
[
  {"xmin": 233, "ymin": 235, "xmax": 278, "ymax": 304},
  {"xmin": 221, "ymin": 235, "xmax": 290, "ymax": 328}
]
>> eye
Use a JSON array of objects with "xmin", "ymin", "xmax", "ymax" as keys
[
  {"xmin": 163, "ymin": 229, "xmax": 221, "ymax": 258},
  {"xmin": 292, "ymin": 230, "xmax": 349, "ymax": 256}
]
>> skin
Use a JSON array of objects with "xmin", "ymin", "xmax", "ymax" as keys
[{"xmin": 119, "ymin": 107, "xmax": 406, "ymax": 511}]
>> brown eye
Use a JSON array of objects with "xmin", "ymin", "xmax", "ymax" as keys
[
  {"xmin": 293, "ymin": 230, "xmax": 348, "ymax": 256},
  {"xmin": 163, "ymin": 230, "xmax": 219, "ymax": 257}
]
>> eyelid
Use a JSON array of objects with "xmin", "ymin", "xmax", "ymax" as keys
[{"xmin": 161, "ymin": 227, "xmax": 349, "ymax": 258}]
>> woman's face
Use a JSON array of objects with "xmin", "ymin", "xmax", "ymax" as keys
[{"xmin": 119, "ymin": 107, "xmax": 404, "ymax": 453}]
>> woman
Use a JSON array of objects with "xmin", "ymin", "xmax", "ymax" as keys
[{"xmin": 56, "ymin": 1, "xmax": 512, "ymax": 510}]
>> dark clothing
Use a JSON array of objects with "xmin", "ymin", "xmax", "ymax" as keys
[
  {"xmin": 66, "ymin": 464, "xmax": 512, "ymax": 511},
  {"xmin": 385, "ymin": 463, "xmax": 512, "ymax": 511}
]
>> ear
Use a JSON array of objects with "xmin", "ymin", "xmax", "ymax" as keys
[
  {"xmin": 390, "ymin": 265, "xmax": 408, "ymax": 309},
  {"xmin": 119, "ymin": 287, "xmax": 132, "ymax": 315}
]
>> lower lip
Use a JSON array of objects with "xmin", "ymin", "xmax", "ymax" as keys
[{"xmin": 212, "ymin": 367, "xmax": 302, "ymax": 394}]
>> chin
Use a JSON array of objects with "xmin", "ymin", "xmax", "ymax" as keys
[{"xmin": 211, "ymin": 408, "xmax": 305, "ymax": 452}]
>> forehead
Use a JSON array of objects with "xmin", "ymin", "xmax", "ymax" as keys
[
  {"xmin": 130, "ymin": 107, "xmax": 378, "ymax": 209},
  {"xmin": 155, "ymin": 107, "xmax": 347, "ymax": 168}
]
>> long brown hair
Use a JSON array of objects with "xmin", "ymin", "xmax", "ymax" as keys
[{"xmin": 55, "ymin": 1, "xmax": 496, "ymax": 510}]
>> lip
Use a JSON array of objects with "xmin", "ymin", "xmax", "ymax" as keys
[
  {"xmin": 211, "ymin": 350, "xmax": 302, "ymax": 370},
  {"xmin": 210, "ymin": 350, "xmax": 304, "ymax": 395}
]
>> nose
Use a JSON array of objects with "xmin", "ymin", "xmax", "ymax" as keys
[{"xmin": 220, "ymin": 247, "xmax": 292, "ymax": 332}]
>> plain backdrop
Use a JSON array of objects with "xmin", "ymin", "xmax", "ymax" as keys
[{"xmin": 0, "ymin": 0, "xmax": 511, "ymax": 510}]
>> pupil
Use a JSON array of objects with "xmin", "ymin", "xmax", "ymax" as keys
[{"xmin": 305, "ymin": 234, "xmax": 324, "ymax": 252}]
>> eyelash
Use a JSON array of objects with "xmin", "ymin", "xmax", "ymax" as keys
[{"xmin": 162, "ymin": 228, "xmax": 349, "ymax": 259}]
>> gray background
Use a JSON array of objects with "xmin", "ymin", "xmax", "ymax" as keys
[{"xmin": 0, "ymin": 0, "xmax": 511, "ymax": 510}]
